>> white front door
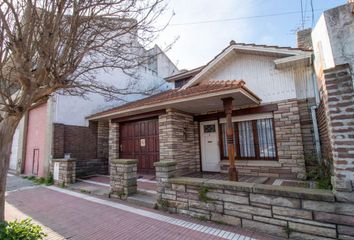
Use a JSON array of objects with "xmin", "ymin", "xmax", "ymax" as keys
[{"xmin": 200, "ymin": 121, "xmax": 220, "ymax": 172}]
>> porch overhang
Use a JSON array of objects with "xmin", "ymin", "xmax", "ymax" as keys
[{"xmin": 87, "ymin": 85, "xmax": 261, "ymax": 121}]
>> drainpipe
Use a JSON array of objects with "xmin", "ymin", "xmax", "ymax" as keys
[{"xmin": 310, "ymin": 64, "xmax": 322, "ymax": 163}]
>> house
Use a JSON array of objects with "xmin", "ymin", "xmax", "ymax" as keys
[
  {"xmin": 87, "ymin": 33, "xmax": 319, "ymax": 180},
  {"xmin": 8, "ymin": 45, "xmax": 179, "ymax": 178}
]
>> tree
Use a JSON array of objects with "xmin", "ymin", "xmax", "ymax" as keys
[{"xmin": 0, "ymin": 0, "xmax": 168, "ymax": 221}]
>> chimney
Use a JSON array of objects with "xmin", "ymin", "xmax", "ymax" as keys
[{"xmin": 296, "ymin": 28, "xmax": 313, "ymax": 50}]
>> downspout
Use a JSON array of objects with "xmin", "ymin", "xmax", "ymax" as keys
[{"xmin": 310, "ymin": 60, "xmax": 322, "ymax": 163}]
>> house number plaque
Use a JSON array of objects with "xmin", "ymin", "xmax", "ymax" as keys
[{"xmin": 140, "ymin": 138, "xmax": 146, "ymax": 147}]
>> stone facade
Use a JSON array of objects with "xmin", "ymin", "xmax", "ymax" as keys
[
  {"xmin": 108, "ymin": 121, "xmax": 120, "ymax": 166},
  {"xmin": 298, "ymin": 98, "xmax": 317, "ymax": 158},
  {"xmin": 159, "ymin": 109, "xmax": 200, "ymax": 175},
  {"xmin": 110, "ymin": 159, "xmax": 137, "ymax": 198},
  {"xmin": 318, "ymin": 64, "xmax": 354, "ymax": 195},
  {"xmin": 274, "ymin": 100, "xmax": 306, "ymax": 179},
  {"xmin": 97, "ymin": 121, "xmax": 109, "ymax": 160},
  {"xmin": 221, "ymin": 100, "xmax": 307, "ymax": 179},
  {"xmin": 52, "ymin": 158, "xmax": 76, "ymax": 186},
  {"xmin": 159, "ymin": 174, "xmax": 354, "ymax": 239}
]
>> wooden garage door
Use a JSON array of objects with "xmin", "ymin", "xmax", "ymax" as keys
[{"xmin": 119, "ymin": 118, "xmax": 159, "ymax": 174}]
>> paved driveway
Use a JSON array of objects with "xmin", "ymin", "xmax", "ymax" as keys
[{"xmin": 5, "ymin": 176, "xmax": 279, "ymax": 240}]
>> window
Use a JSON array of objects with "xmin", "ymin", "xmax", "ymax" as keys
[
  {"xmin": 221, "ymin": 118, "xmax": 277, "ymax": 160},
  {"xmin": 203, "ymin": 124, "xmax": 216, "ymax": 133}
]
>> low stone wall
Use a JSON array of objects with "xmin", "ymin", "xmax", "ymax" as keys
[
  {"xmin": 162, "ymin": 177, "xmax": 354, "ymax": 239},
  {"xmin": 156, "ymin": 162, "xmax": 354, "ymax": 239}
]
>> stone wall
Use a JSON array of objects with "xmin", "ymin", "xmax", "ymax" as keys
[
  {"xmin": 298, "ymin": 98, "xmax": 317, "ymax": 158},
  {"xmin": 159, "ymin": 175, "xmax": 354, "ymax": 239},
  {"xmin": 220, "ymin": 100, "xmax": 307, "ymax": 179},
  {"xmin": 159, "ymin": 109, "xmax": 200, "ymax": 175},
  {"xmin": 108, "ymin": 121, "xmax": 120, "ymax": 166},
  {"xmin": 274, "ymin": 100, "xmax": 306, "ymax": 179},
  {"xmin": 97, "ymin": 121, "xmax": 109, "ymax": 160},
  {"xmin": 320, "ymin": 64, "xmax": 354, "ymax": 195}
]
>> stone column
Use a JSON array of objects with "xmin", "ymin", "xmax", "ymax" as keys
[
  {"xmin": 108, "ymin": 121, "xmax": 119, "ymax": 174},
  {"xmin": 110, "ymin": 159, "xmax": 137, "ymax": 199},
  {"xmin": 154, "ymin": 161, "xmax": 177, "ymax": 201},
  {"xmin": 52, "ymin": 158, "xmax": 76, "ymax": 186}
]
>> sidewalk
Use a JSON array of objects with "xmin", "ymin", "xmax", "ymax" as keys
[{"xmin": 5, "ymin": 184, "xmax": 280, "ymax": 240}]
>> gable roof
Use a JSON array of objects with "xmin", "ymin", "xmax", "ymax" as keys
[
  {"xmin": 181, "ymin": 41, "xmax": 313, "ymax": 89},
  {"xmin": 87, "ymin": 80, "xmax": 260, "ymax": 120}
]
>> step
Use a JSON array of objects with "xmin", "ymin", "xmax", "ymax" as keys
[
  {"xmin": 127, "ymin": 193, "xmax": 156, "ymax": 209},
  {"xmin": 137, "ymin": 188, "xmax": 157, "ymax": 197}
]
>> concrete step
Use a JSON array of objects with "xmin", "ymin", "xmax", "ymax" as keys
[
  {"xmin": 127, "ymin": 193, "xmax": 156, "ymax": 209},
  {"xmin": 137, "ymin": 188, "xmax": 157, "ymax": 197}
]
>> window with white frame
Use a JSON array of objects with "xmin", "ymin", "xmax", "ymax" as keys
[{"xmin": 220, "ymin": 114, "xmax": 277, "ymax": 160}]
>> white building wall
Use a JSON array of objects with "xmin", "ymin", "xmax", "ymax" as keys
[
  {"xmin": 312, "ymin": 3, "xmax": 354, "ymax": 77},
  {"xmin": 203, "ymin": 53, "xmax": 314, "ymax": 103},
  {"xmin": 53, "ymin": 47, "xmax": 178, "ymax": 126}
]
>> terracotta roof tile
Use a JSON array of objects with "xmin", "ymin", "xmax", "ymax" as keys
[{"xmin": 88, "ymin": 80, "xmax": 246, "ymax": 119}]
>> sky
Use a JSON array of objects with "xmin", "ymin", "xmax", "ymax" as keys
[{"xmin": 154, "ymin": 0, "xmax": 346, "ymax": 70}]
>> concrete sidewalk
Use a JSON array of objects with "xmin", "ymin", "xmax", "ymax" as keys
[{"xmin": 5, "ymin": 185, "xmax": 279, "ymax": 240}]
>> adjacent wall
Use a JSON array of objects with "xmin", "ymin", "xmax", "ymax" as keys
[{"xmin": 53, "ymin": 122, "xmax": 108, "ymax": 177}]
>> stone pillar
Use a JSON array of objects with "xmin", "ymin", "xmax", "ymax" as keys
[
  {"xmin": 110, "ymin": 159, "xmax": 137, "ymax": 199},
  {"xmin": 52, "ymin": 158, "xmax": 76, "ymax": 186},
  {"xmin": 108, "ymin": 121, "xmax": 119, "ymax": 173},
  {"xmin": 154, "ymin": 161, "xmax": 177, "ymax": 201},
  {"xmin": 97, "ymin": 120, "xmax": 109, "ymax": 159}
]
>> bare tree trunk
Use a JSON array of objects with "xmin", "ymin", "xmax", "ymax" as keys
[{"xmin": 0, "ymin": 116, "xmax": 20, "ymax": 221}]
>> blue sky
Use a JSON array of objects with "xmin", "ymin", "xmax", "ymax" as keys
[{"xmin": 156, "ymin": 0, "xmax": 346, "ymax": 69}]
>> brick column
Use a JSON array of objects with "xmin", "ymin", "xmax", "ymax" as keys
[
  {"xmin": 110, "ymin": 159, "xmax": 137, "ymax": 199},
  {"xmin": 321, "ymin": 64, "xmax": 354, "ymax": 196},
  {"xmin": 154, "ymin": 161, "xmax": 177, "ymax": 201},
  {"xmin": 52, "ymin": 158, "xmax": 76, "ymax": 186}
]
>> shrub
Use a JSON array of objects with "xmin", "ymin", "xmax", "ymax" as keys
[
  {"xmin": 0, "ymin": 219, "xmax": 46, "ymax": 240},
  {"xmin": 307, "ymin": 157, "xmax": 333, "ymax": 190}
]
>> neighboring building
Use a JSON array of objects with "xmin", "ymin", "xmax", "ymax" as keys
[
  {"xmin": 9, "ymin": 45, "xmax": 179, "ymax": 178},
  {"xmin": 312, "ymin": 1, "xmax": 354, "ymax": 194},
  {"xmin": 88, "ymin": 38, "xmax": 318, "ymax": 180}
]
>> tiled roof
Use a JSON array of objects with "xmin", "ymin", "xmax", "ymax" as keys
[{"xmin": 87, "ymin": 80, "xmax": 247, "ymax": 119}]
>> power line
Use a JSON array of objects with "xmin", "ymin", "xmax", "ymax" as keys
[{"xmin": 170, "ymin": 8, "xmax": 325, "ymax": 26}]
